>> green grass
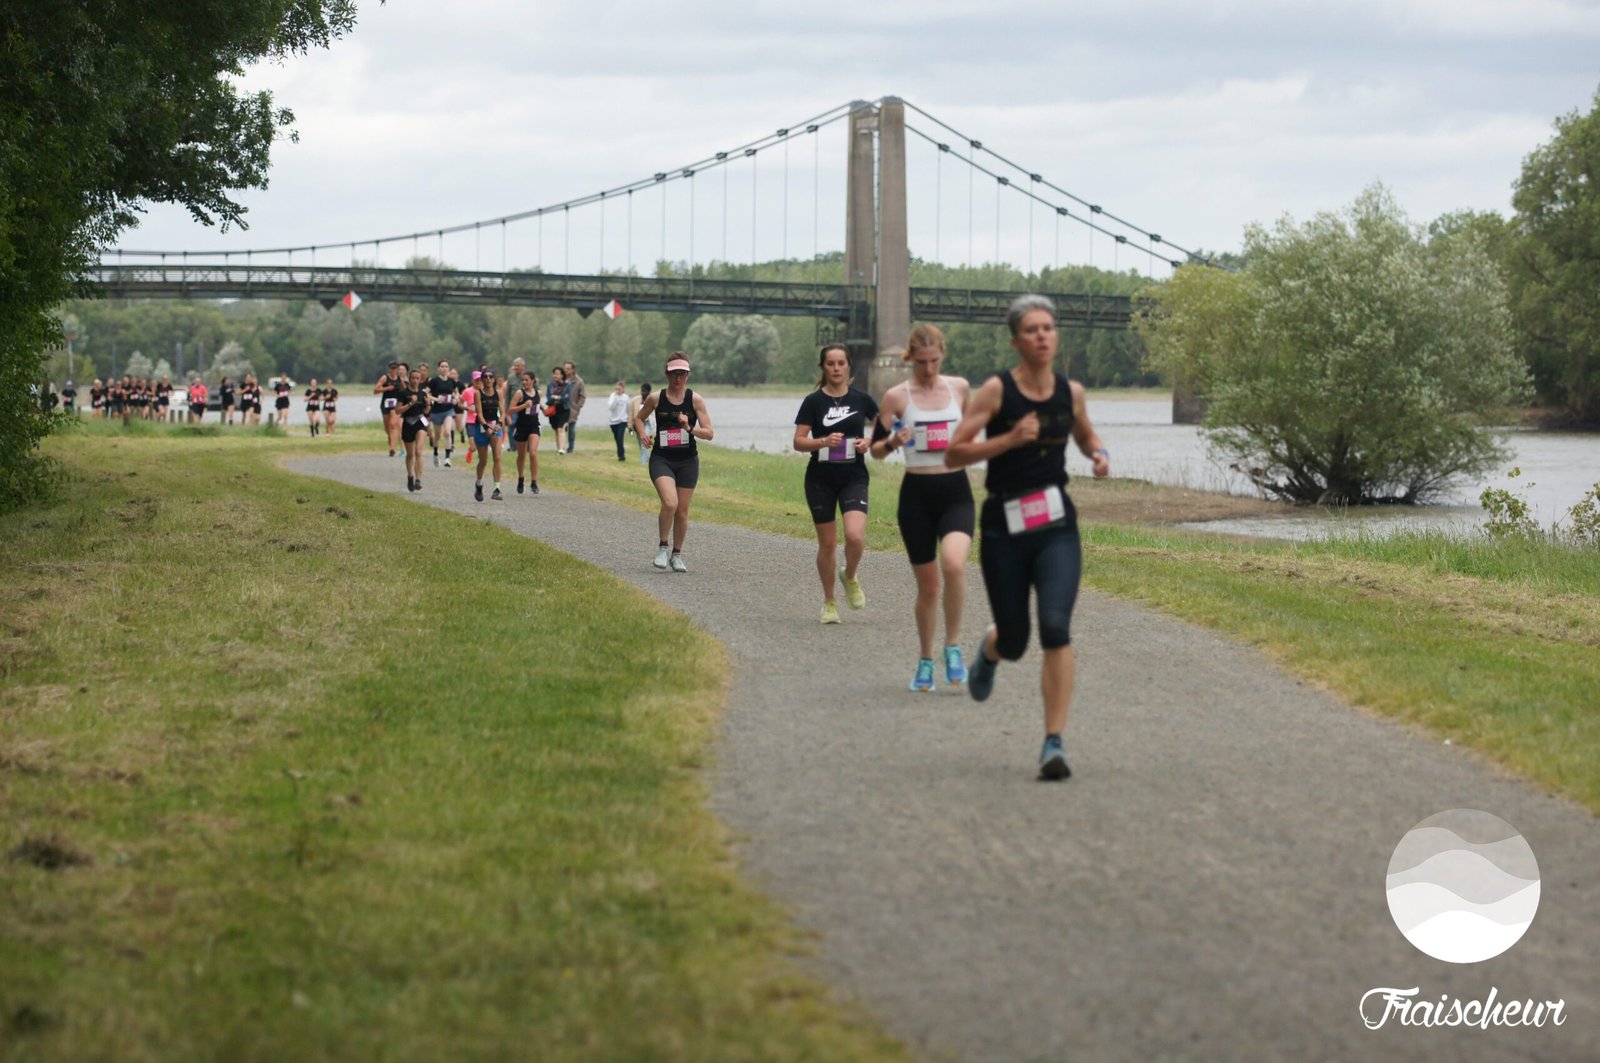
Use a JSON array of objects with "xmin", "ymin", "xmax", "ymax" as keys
[
  {"xmin": 2, "ymin": 430, "xmax": 902, "ymax": 1061},
  {"xmin": 546, "ymin": 443, "xmax": 1600, "ymax": 814},
  {"xmin": 1080, "ymin": 525, "xmax": 1600, "ymax": 811}
]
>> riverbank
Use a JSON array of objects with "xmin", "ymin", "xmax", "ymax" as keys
[{"xmin": 2, "ymin": 428, "xmax": 902, "ymax": 1060}]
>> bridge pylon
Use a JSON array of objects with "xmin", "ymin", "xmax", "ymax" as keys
[{"xmin": 845, "ymin": 98, "xmax": 912, "ymax": 399}]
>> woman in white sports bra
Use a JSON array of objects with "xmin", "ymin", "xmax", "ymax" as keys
[{"xmin": 870, "ymin": 324, "xmax": 975, "ymax": 693}]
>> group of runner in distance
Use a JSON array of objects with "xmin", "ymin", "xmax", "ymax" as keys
[{"xmin": 385, "ymin": 295, "xmax": 1109, "ymax": 780}]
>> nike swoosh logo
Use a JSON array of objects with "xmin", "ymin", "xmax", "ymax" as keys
[{"xmin": 821, "ymin": 407, "xmax": 853, "ymax": 427}]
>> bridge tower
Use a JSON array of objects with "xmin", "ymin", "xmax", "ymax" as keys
[{"xmin": 845, "ymin": 98, "xmax": 912, "ymax": 397}]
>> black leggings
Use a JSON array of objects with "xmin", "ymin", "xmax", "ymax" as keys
[{"xmin": 978, "ymin": 496, "xmax": 1082, "ymax": 660}]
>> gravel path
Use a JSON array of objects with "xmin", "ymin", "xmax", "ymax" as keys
[{"xmin": 295, "ymin": 454, "xmax": 1598, "ymax": 1062}]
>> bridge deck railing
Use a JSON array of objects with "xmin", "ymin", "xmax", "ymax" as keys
[{"xmin": 89, "ymin": 264, "xmax": 1134, "ymax": 329}]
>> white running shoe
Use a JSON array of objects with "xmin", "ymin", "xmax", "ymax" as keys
[
  {"xmin": 652, "ymin": 545, "xmax": 671, "ymax": 569},
  {"xmin": 669, "ymin": 553, "xmax": 687, "ymax": 573}
]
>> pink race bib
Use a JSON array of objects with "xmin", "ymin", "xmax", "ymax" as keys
[
  {"xmin": 660, "ymin": 427, "xmax": 691, "ymax": 447},
  {"xmin": 913, "ymin": 421, "xmax": 951, "ymax": 451},
  {"xmin": 1003, "ymin": 486, "xmax": 1067, "ymax": 535}
]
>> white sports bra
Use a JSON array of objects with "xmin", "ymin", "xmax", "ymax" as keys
[{"xmin": 901, "ymin": 379, "xmax": 962, "ymax": 469}]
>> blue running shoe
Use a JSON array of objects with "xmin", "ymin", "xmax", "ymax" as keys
[
  {"xmin": 1038, "ymin": 734, "xmax": 1071, "ymax": 781},
  {"xmin": 968, "ymin": 628, "xmax": 998, "ymax": 702},
  {"xmin": 943, "ymin": 644, "xmax": 968, "ymax": 686},
  {"xmin": 909, "ymin": 658, "xmax": 936, "ymax": 693}
]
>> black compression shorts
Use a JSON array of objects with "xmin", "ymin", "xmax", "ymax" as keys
[
  {"xmin": 804, "ymin": 464, "xmax": 869, "ymax": 525},
  {"xmin": 896, "ymin": 470, "xmax": 976, "ymax": 565},
  {"xmin": 648, "ymin": 452, "xmax": 699, "ymax": 489}
]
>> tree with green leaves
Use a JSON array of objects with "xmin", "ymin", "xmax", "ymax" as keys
[
  {"xmin": 1136, "ymin": 184, "xmax": 1527, "ymax": 505},
  {"xmin": 1509, "ymin": 87, "xmax": 1600, "ymax": 424},
  {"xmin": 0, "ymin": 0, "xmax": 366, "ymax": 506},
  {"xmin": 682, "ymin": 314, "xmax": 780, "ymax": 387}
]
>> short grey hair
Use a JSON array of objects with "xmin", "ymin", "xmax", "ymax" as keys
[{"xmin": 1006, "ymin": 294, "xmax": 1057, "ymax": 336}]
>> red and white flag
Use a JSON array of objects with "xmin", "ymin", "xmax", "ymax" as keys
[
  {"xmin": 602, "ymin": 299, "xmax": 622, "ymax": 320},
  {"xmin": 341, "ymin": 291, "xmax": 362, "ymax": 311}
]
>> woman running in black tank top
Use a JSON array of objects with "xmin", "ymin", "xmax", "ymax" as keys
[
  {"xmin": 945, "ymin": 295, "xmax": 1110, "ymax": 781},
  {"xmin": 634, "ymin": 353, "xmax": 714, "ymax": 572}
]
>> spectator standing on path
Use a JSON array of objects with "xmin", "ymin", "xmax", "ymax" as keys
[
  {"xmin": 945, "ymin": 294, "xmax": 1111, "ymax": 781},
  {"xmin": 563, "ymin": 361, "xmax": 586, "ymax": 453},
  {"xmin": 607, "ymin": 380, "xmax": 630, "ymax": 461},
  {"xmin": 628, "ymin": 382, "xmax": 653, "ymax": 464},
  {"xmin": 545, "ymin": 366, "xmax": 569, "ymax": 454}
]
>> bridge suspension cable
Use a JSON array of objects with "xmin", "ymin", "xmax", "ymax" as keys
[
  {"xmin": 903, "ymin": 101, "xmax": 1204, "ymax": 267},
  {"xmin": 110, "ymin": 102, "xmax": 856, "ymax": 264},
  {"xmin": 904, "ymin": 122, "xmax": 1191, "ymax": 272}
]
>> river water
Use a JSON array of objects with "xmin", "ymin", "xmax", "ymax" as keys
[{"xmin": 330, "ymin": 389, "xmax": 1597, "ymax": 541}]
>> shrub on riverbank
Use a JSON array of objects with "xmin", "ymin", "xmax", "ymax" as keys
[{"xmin": 1136, "ymin": 184, "xmax": 1529, "ymax": 505}]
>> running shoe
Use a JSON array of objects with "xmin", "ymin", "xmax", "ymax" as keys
[
  {"xmin": 670, "ymin": 553, "xmax": 688, "ymax": 573},
  {"xmin": 433, "ymin": 453, "xmax": 440, "ymax": 467},
  {"xmin": 406, "ymin": 476, "xmax": 415, "ymax": 492},
  {"xmin": 530, "ymin": 481, "xmax": 540, "ymax": 495},
  {"xmin": 968, "ymin": 627, "xmax": 998, "ymax": 702},
  {"xmin": 909, "ymin": 658, "xmax": 936, "ymax": 692},
  {"xmin": 474, "ymin": 483, "xmax": 484, "ymax": 502},
  {"xmin": 820, "ymin": 600, "xmax": 841, "ymax": 625},
  {"xmin": 491, "ymin": 487, "xmax": 503, "ymax": 501},
  {"xmin": 1038, "ymin": 734, "xmax": 1071, "ymax": 781},
  {"xmin": 944, "ymin": 645, "xmax": 968, "ymax": 686},
  {"xmin": 389, "ymin": 449, "xmax": 396, "ymax": 457},
  {"xmin": 517, "ymin": 478, "xmax": 525, "ymax": 494},
  {"xmin": 839, "ymin": 566, "xmax": 866, "ymax": 610},
  {"xmin": 442, "ymin": 457, "xmax": 452, "ymax": 468},
  {"xmin": 653, "ymin": 544, "xmax": 671, "ymax": 570}
]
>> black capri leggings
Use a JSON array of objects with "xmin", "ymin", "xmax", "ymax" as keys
[{"xmin": 978, "ymin": 496, "xmax": 1082, "ymax": 660}]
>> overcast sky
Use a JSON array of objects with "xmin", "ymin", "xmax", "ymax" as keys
[{"xmin": 113, "ymin": 0, "xmax": 1600, "ymax": 280}]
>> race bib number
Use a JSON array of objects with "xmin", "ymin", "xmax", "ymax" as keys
[
  {"xmin": 660, "ymin": 427, "xmax": 692, "ymax": 447},
  {"xmin": 382, "ymin": 397, "xmax": 397, "ymax": 410},
  {"xmin": 817, "ymin": 438, "xmax": 856, "ymax": 462},
  {"xmin": 1003, "ymin": 485, "xmax": 1067, "ymax": 535},
  {"xmin": 912, "ymin": 421, "xmax": 952, "ymax": 451}
]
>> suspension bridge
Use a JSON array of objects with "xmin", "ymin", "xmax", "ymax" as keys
[{"xmin": 98, "ymin": 97, "xmax": 1203, "ymax": 394}]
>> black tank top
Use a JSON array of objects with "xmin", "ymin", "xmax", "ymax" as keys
[
  {"xmin": 478, "ymin": 388, "xmax": 501, "ymax": 425},
  {"xmin": 984, "ymin": 370, "xmax": 1075, "ymax": 495},
  {"xmin": 516, "ymin": 387, "xmax": 541, "ymax": 427},
  {"xmin": 653, "ymin": 388, "xmax": 697, "ymax": 457}
]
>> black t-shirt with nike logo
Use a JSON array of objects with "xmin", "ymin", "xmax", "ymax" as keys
[{"xmin": 795, "ymin": 386, "xmax": 879, "ymax": 474}]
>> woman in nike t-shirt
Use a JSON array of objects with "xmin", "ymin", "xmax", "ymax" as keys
[{"xmin": 793, "ymin": 343, "xmax": 878, "ymax": 625}]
